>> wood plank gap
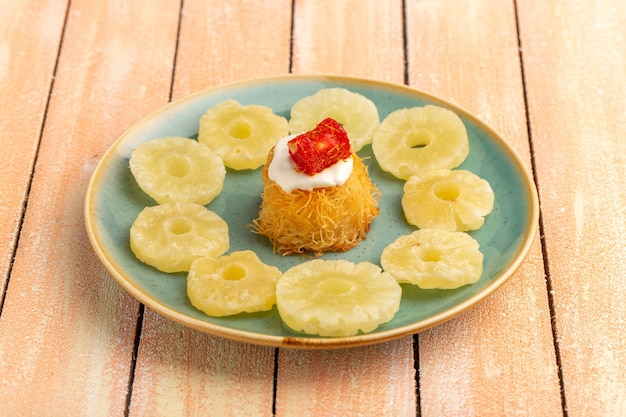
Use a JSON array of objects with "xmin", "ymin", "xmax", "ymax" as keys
[
  {"xmin": 288, "ymin": 0, "xmax": 296, "ymax": 73},
  {"xmin": 512, "ymin": 1, "xmax": 568, "ymax": 415},
  {"xmin": 123, "ymin": 2, "xmax": 185, "ymax": 413},
  {"xmin": 401, "ymin": 0, "xmax": 409, "ymax": 85},
  {"xmin": 413, "ymin": 334, "xmax": 421, "ymax": 417},
  {"xmin": 272, "ymin": 348, "xmax": 279, "ymax": 416},
  {"xmin": 119, "ymin": 2, "xmax": 184, "ymax": 413},
  {"xmin": 124, "ymin": 304, "xmax": 145, "ymax": 417},
  {"xmin": 0, "ymin": 0, "xmax": 72, "ymax": 316},
  {"xmin": 404, "ymin": 4, "xmax": 417, "ymax": 413},
  {"xmin": 168, "ymin": 0, "xmax": 185, "ymax": 102}
]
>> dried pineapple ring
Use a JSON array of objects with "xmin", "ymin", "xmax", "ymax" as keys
[
  {"xmin": 276, "ymin": 260, "xmax": 401, "ymax": 337},
  {"xmin": 288, "ymin": 88, "xmax": 380, "ymax": 152},
  {"xmin": 187, "ymin": 251, "xmax": 282, "ymax": 317},
  {"xmin": 381, "ymin": 228, "xmax": 483, "ymax": 289},
  {"xmin": 372, "ymin": 105, "xmax": 469, "ymax": 180},
  {"xmin": 402, "ymin": 169, "xmax": 494, "ymax": 232},
  {"xmin": 198, "ymin": 100, "xmax": 289, "ymax": 170},
  {"xmin": 130, "ymin": 202, "xmax": 229, "ymax": 273},
  {"xmin": 129, "ymin": 136, "xmax": 225, "ymax": 205}
]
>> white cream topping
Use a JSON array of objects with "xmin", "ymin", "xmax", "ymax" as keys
[{"xmin": 268, "ymin": 134, "xmax": 354, "ymax": 193}]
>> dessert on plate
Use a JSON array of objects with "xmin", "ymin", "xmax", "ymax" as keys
[{"xmin": 253, "ymin": 118, "xmax": 380, "ymax": 256}]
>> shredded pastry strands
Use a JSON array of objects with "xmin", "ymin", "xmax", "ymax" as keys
[{"xmin": 253, "ymin": 149, "xmax": 380, "ymax": 256}]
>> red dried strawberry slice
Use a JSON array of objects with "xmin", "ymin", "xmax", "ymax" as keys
[{"xmin": 287, "ymin": 118, "xmax": 352, "ymax": 176}]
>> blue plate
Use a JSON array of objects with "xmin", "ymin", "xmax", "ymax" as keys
[{"xmin": 85, "ymin": 75, "xmax": 538, "ymax": 349}]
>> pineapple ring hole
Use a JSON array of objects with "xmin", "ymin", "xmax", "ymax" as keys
[
  {"xmin": 229, "ymin": 120, "xmax": 253, "ymax": 139},
  {"xmin": 164, "ymin": 156, "xmax": 191, "ymax": 177},
  {"xmin": 221, "ymin": 264, "xmax": 247, "ymax": 281},
  {"xmin": 420, "ymin": 247, "xmax": 443, "ymax": 263},
  {"xmin": 166, "ymin": 217, "xmax": 193, "ymax": 235},
  {"xmin": 434, "ymin": 181, "xmax": 461, "ymax": 201},
  {"xmin": 319, "ymin": 277, "xmax": 354, "ymax": 295},
  {"xmin": 404, "ymin": 129, "xmax": 433, "ymax": 149}
]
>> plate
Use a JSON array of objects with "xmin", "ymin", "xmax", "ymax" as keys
[{"xmin": 84, "ymin": 74, "xmax": 538, "ymax": 349}]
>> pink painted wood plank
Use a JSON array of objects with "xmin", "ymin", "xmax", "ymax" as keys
[
  {"xmin": 129, "ymin": 311, "xmax": 277, "ymax": 417},
  {"xmin": 518, "ymin": 1, "xmax": 626, "ymax": 415},
  {"xmin": 277, "ymin": 340, "xmax": 416, "ymax": 417},
  {"xmin": 291, "ymin": 0, "xmax": 405, "ymax": 83},
  {"xmin": 172, "ymin": 0, "xmax": 293, "ymax": 94},
  {"xmin": 128, "ymin": 1, "xmax": 292, "ymax": 416},
  {"xmin": 0, "ymin": 0, "xmax": 67, "ymax": 303},
  {"xmin": 406, "ymin": 1, "xmax": 563, "ymax": 415},
  {"xmin": 277, "ymin": 2, "xmax": 415, "ymax": 416},
  {"xmin": 0, "ymin": 0, "xmax": 180, "ymax": 414}
]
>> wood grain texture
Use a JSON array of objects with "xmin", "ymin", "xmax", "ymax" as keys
[
  {"xmin": 517, "ymin": 1, "xmax": 626, "ymax": 415},
  {"xmin": 291, "ymin": 0, "xmax": 405, "ymax": 82},
  {"xmin": 2, "ymin": 0, "xmax": 623, "ymax": 415},
  {"xmin": 128, "ymin": 1, "xmax": 292, "ymax": 416},
  {"xmin": 278, "ymin": 2, "xmax": 416, "ymax": 417},
  {"xmin": 406, "ymin": 1, "xmax": 562, "ymax": 415},
  {"xmin": 0, "ymin": 0, "xmax": 180, "ymax": 415},
  {"xmin": 173, "ymin": 0, "xmax": 293, "ymax": 94},
  {"xmin": 129, "ymin": 311, "xmax": 276, "ymax": 417},
  {"xmin": 277, "ymin": 341, "xmax": 416, "ymax": 417},
  {"xmin": 0, "ymin": 0, "xmax": 67, "ymax": 305}
]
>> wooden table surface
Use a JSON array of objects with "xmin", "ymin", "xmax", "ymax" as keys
[{"xmin": 1, "ymin": 1, "xmax": 625, "ymax": 416}]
